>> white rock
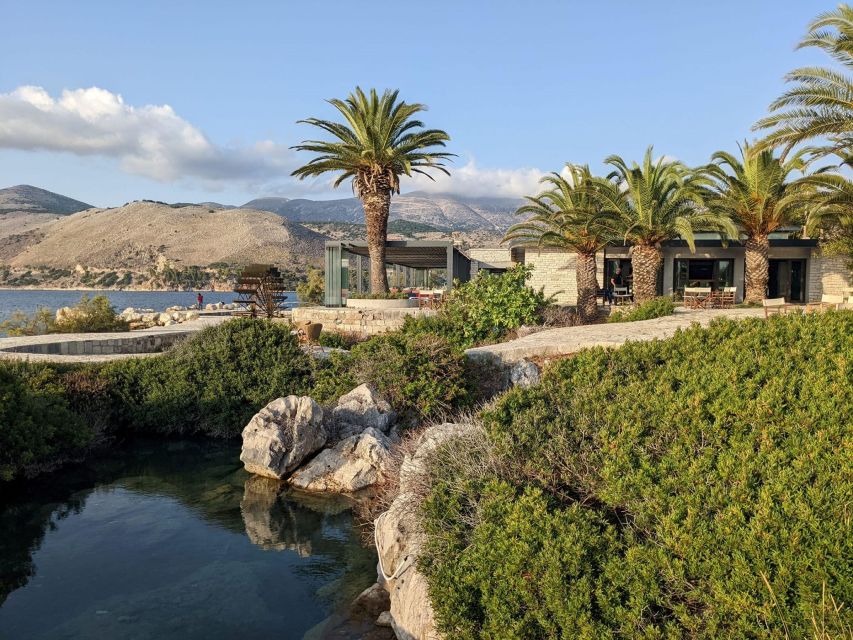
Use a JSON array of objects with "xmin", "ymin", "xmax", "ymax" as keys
[
  {"xmin": 332, "ymin": 384, "xmax": 396, "ymax": 439},
  {"xmin": 376, "ymin": 611, "xmax": 393, "ymax": 627},
  {"xmin": 186, "ymin": 310, "xmax": 199, "ymax": 320},
  {"xmin": 162, "ymin": 319, "xmax": 177, "ymax": 326},
  {"xmin": 289, "ymin": 427, "xmax": 391, "ymax": 493},
  {"xmin": 157, "ymin": 312, "xmax": 172, "ymax": 324},
  {"xmin": 240, "ymin": 396, "xmax": 327, "ymax": 479},
  {"xmin": 509, "ymin": 359, "xmax": 540, "ymax": 388}
]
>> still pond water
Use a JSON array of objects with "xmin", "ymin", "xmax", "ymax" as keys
[
  {"xmin": 0, "ymin": 439, "xmax": 377, "ymax": 640},
  {"xmin": 0, "ymin": 289, "xmax": 298, "ymax": 321}
]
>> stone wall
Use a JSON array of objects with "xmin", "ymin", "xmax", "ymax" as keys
[
  {"xmin": 292, "ymin": 306, "xmax": 435, "ymax": 336},
  {"xmin": 808, "ymin": 250, "xmax": 853, "ymax": 301},
  {"xmin": 2, "ymin": 331, "xmax": 191, "ymax": 356},
  {"xmin": 522, "ymin": 248, "xmax": 604, "ymax": 305}
]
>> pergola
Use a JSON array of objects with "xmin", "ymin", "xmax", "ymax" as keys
[{"xmin": 324, "ymin": 240, "xmax": 471, "ymax": 306}]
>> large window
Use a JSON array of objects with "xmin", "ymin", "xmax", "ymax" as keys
[{"xmin": 673, "ymin": 259, "xmax": 734, "ymax": 295}]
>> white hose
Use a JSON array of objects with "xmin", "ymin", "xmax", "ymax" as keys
[{"xmin": 374, "ymin": 511, "xmax": 414, "ymax": 581}]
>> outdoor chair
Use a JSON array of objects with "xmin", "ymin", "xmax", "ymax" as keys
[
  {"xmin": 718, "ymin": 286, "xmax": 736, "ymax": 309},
  {"xmin": 684, "ymin": 287, "xmax": 712, "ymax": 309},
  {"xmin": 820, "ymin": 294, "xmax": 844, "ymax": 310},
  {"xmin": 841, "ymin": 287, "xmax": 853, "ymax": 303},
  {"xmin": 763, "ymin": 298, "xmax": 788, "ymax": 318}
]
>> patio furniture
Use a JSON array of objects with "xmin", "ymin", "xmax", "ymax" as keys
[
  {"xmin": 684, "ymin": 287, "xmax": 712, "ymax": 309},
  {"xmin": 763, "ymin": 298, "xmax": 788, "ymax": 318},
  {"xmin": 295, "ymin": 321, "xmax": 323, "ymax": 344},
  {"xmin": 717, "ymin": 286, "xmax": 736, "ymax": 309},
  {"xmin": 819, "ymin": 294, "xmax": 845, "ymax": 311},
  {"xmin": 612, "ymin": 286, "xmax": 633, "ymax": 305}
]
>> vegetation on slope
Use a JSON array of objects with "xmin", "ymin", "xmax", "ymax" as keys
[{"xmin": 419, "ymin": 312, "xmax": 853, "ymax": 638}]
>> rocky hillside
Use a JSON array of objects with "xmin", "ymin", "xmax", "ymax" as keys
[
  {"xmin": 243, "ymin": 192, "xmax": 524, "ymax": 231},
  {"xmin": 0, "ymin": 185, "xmax": 92, "ymax": 215},
  {"xmin": 6, "ymin": 201, "xmax": 326, "ymax": 270}
]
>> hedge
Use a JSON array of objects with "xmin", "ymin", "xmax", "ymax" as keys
[{"xmin": 420, "ymin": 311, "xmax": 853, "ymax": 638}]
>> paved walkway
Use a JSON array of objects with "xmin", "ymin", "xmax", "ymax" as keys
[
  {"xmin": 0, "ymin": 316, "xmax": 229, "ymax": 363},
  {"xmin": 465, "ymin": 308, "xmax": 765, "ymax": 365}
]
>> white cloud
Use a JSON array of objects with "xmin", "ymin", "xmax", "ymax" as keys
[
  {"xmin": 402, "ymin": 158, "xmax": 548, "ymax": 198},
  {"xmin": 0, "ymin": 85, "xmax": 296, "ymax": 186}
]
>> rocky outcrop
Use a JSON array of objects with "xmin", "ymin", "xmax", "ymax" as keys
[
  {"xmin": 509, "ymin": 359, "xmax": 540, "ymax": 388},
  {"xmin": 375, "ymin": 423, "xmax": 473, "ymax": 640},
  {"xmin": 289, "ymin": 427, "xmax": 392, "ymax": 493},
  {"xmin": 240, "ymin": 396, "xmax": 326, "ymax": 479},
  {"xmin": 331, "ymin": 384, "xmax": 395, "ymax": 440}
]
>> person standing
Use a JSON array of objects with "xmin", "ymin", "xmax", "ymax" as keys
[{"xmin": 197, "ymin": 292, "xmax": 204, "ymax": 309}]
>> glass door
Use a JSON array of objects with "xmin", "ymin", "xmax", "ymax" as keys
[{"xmin": 769, "ymin": 259, "xmax": 806, "ymax": 302}]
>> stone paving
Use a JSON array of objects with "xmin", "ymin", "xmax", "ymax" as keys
[
  {"xmin": 465, "ymin": 307, "xmax": 766, "ymax": 365},
  {"xmin": 0, "ymin": 316, "xmax": 229, "ymax": 363}
]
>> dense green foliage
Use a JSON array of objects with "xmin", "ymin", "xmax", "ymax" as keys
[
  {"xmin": 421, "ymin": 312, "xmax": 853, "ymax": 638},
  {"xmin": 608, "ymin": 296, "xmax": 675, "ymax": 323},
  {"xmin": 0, "ymin": 295, "xmax": 128, "ymax": 336},
  {"xmin": 0, "ymin": 362, "xmax": 93, "ymax": 480},
  {"xmin": 296, "ymin": 267, "xmax": 325, "ymax": 305},
  {"xmin": 102, "ymin": 318, "xmax": 313, "ymax": 437},
  {"xmin": 311, "ymin": 328, "xmax": 468, "ymax": 424}
]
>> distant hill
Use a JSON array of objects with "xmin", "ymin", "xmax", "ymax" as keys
[
  {"xmin": 0, "ymin": 185, "xmax": 93, "ymax": 215},
  {"xmin": 242, "ymin": 192, "xmax": 523, "ymax": 231},
  {"xmin": 6, "ymin": 201, "xmax": 326, "ymax": 270}
]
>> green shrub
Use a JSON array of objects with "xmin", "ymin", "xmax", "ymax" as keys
[
  {"xmin": 311, "ymin": 330, "xmax": 468, "ymax": 424},
  {"xmin": 317, "ymin": 330, "xmax": 361, "ymax": 350},
  {"xmin": 53, "ymin": 295, "xmax": 129, "ymax": 333},
  {"xmin": 422, "ymin": 312, "xmax": 853, "ymax": 638},
  {"xmin": 608, "ymin": 296, "xmax": 675, "ymax": 322},
  {"xmin": 0, "ymin": 361, "xmax": 94, "ymax": 480},
  {"xmin": 102, "ymin": 318, "xmax": 313, "ymax": 436},
  {"xmin": 296, "ymin": 267, "xmax": 325, "ymax": 305}
]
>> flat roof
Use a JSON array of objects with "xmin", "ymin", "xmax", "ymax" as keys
[{"xmin": 326, "ymin": 240, "xmax": 467, "ymax": 270}]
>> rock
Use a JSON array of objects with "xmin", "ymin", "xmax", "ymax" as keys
[
  {"xmin": 509, "ymin": 359, "xmax": 540, "ymax": 388},
  {"xmin": 240, "ymin": 396, "xmax": 327, "ymax": 479},
  {"xmin": 376, "ymin": 611, "xmax": 393, "ymax": 627},
  {"xmin": 332, "ymin": 384, "xmax": 395, "ymax": 440},
  {"xmin": 351, "ymin": 583, "xmax": 391, "ymax": 621},
  {"xmin": 162, "ymin": 319, "xmax": 177, "ymax": 326},
  {"xmin": 375, "ymin": 423, "xmax": 473, "ymax": 640},
  {"xmin": 186, "ymin": 310, "xmax": 199, "ymax": 321},
  {"xmin": 157, "ymin": 312, "xmax": 172, "ymax": 324},
  {"xmin": 289, "ymin": 427, "xmax": 391, "ymax": 493}
]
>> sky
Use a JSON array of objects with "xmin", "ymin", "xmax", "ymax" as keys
[{"xmin": 0, "ymin": 0, "xmax": 833, "ymax": 207}]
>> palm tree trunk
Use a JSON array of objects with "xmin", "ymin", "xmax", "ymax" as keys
[
  {"xmin": 575, "ymin": 251, "xmax": 599, "ymax": 324},
  {"xmin": 744, "ymin": 234, "xmax": 769, "ymax": 304},
  {"xmin": 631, "ymin": 244, "xmax": 662, "ymax": 303},
  {"xmin": 362, "ymin": 190, "xmax": 391, "ymax": 293}
]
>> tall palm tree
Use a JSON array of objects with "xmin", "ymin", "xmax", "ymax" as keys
[
  {"xmin": 503, "ymin": 165, "xmax": 616, "ymax": 323},
  {"xmin": 292, "ymin": 87, "xmax": 453, "ymax": 293},
  {"xmin": 592, "ymin": 147, "xmax": 738, "ymax": 303},
  {"xmin": 703, "ymin": 143, "xmax": 813, "ymax": 303},
  {"xmin": 799, "ymin": 171, "xmax": 853, "ymax": 262},
  {"xmin": 754, "ymin": 4, "xmax": 853, "ymax": 159}
]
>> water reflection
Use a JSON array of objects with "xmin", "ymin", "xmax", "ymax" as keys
[{"xmin": 0, "ymin": 438, "xmax": 378, "ymax": 640}]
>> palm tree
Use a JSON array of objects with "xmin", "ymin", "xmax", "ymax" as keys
[
  {"xmin": 592, "ymin": 147, "xmax": 738, "ymax": 303},
  {"xmin": 292, "ymin": 87, "xmax": 453, "ymax": 293},
  {"xmin": 503, "ymin": 165, "xmax": 617, "ymax": 323},
  {"xmin": 703, "ymin": 143, "xmax": 813, "ymax": 303},
  {"xmin": 754, "ymin": 4, "xmax": 853, "ymax": 159},
  {"xmin": 799, "ymin": 171, "xmax": 853, "ymax": 262}
]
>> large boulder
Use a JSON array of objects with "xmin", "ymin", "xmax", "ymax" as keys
[
  {"xmin": 375, "ymin": 423, "xmax": 474, "ymax": 640},
  {"xmin": 240, "ymin": 396, "xmax": 326, "ymax": 479},
  {"xmin": 289, "ymin": 427, "xmax": 392, "ymax": 493},
  {"xmin": 331, "ymin": 384, "xmax": 395, "ymax": 440}
]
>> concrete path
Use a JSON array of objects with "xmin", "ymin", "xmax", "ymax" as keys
[
  {"xmin": 465, "ymin": 308, "xmax": 765, "ymax": 365},
  {"xmin": 0, "ymin": 316, "xmax": 229, "ymax": 363}
]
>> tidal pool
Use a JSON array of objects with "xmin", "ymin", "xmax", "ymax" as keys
[{"xmin": 0, "ymin": 438, "xmax": 379, "ymax": 639}]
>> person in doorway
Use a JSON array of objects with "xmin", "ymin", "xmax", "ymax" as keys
[
  {"xmin": 197, "ymin": 292, "xmax": 204, "ymax": 309},
  {"xmin": 608, "ymin": 267, "xmax": 624, "ymax": 305}
]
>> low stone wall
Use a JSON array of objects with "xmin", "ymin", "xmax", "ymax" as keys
[
  {"xmin": 292, "ymin": 306, "xmax": 435, "ymax": 336},
  {"xmin": 2, "ymin": 331, "xmax": 192, "ymax": 356}
]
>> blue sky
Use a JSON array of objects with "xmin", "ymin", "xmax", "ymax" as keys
[{"xmin": 0, "ymin": 0, "xmax": 831, "ymax": 207}]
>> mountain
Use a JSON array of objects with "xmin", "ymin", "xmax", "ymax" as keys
[
  {"xmin": 0, "ymin": 184, "xmax": 93, "ymax": 215},
  {"xmin": 241, "ymin": 192, "xmax": 524, "ymax": 231},
  {"xmin": 6, "ymin": 201, "xmax": 326, "ymax": 270}
]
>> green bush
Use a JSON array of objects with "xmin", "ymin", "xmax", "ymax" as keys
[
  {"xmin": 296, "ymin": 267, "xmax": 325, "ymax": 305},
  {"xmin": 317, "ymin": 330, "xmax": 361, "ymax": 350},
  {"xmin": 608, "ymin": 296, "xmax": 675, "ymax": 323},
  {"xmin": 311, "ymin": 329, "xmax": 468, "ymax": 424},
  {"xmin": 102, "ymin": 318, "xmax": 313, "ymax": 436},
  {"xmin": 0, "ymin": 295, "xmax": 128, "ymax": 336},
  {"xmin": 421, "ymin": 312, "xmax": 853, "ymax": 638},
  {"xmin": 0, "ymin": 361, "xmax": 94, "ymax": 480}
]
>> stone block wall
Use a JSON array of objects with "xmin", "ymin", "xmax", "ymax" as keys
[
  {"xmin": 808, "ymin": 251, "xmax": 853, "ymax": 301},
  {"xmin": 3, "ymin": 331, "xmax": 191, "ymax": 356},
  {"xmin": 292, "ymin": 306, "xmax": 436, "ymax": 336},
  {"xmin": 522, "ymin": 248, "xmax": 604, "ymax": 305}
]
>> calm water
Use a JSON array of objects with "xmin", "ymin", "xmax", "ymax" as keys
[
  {"xmin": 0, "ymin": 439, "xmax": 378, "ymax": 640},
  {"xmin": 0, "ymin": 289, "xmax": 298, "ymax": 321}
]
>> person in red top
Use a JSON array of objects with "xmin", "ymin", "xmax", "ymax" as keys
[{"xmin": 197, "ymin": 292, "xmax": 204, "ymax": 308}]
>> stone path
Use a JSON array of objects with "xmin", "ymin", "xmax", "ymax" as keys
[
  {"xmin": 0, "ymin": 316, "xmax": 229, "ymax": 363},
  {"xmin": 465, "ymin": 308, "xmax": 765, "ymax": 365}
]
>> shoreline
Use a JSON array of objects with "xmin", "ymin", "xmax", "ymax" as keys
[{"xmin": 0, "ymin": 286, "xmax": 225, "ymax": 292}]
